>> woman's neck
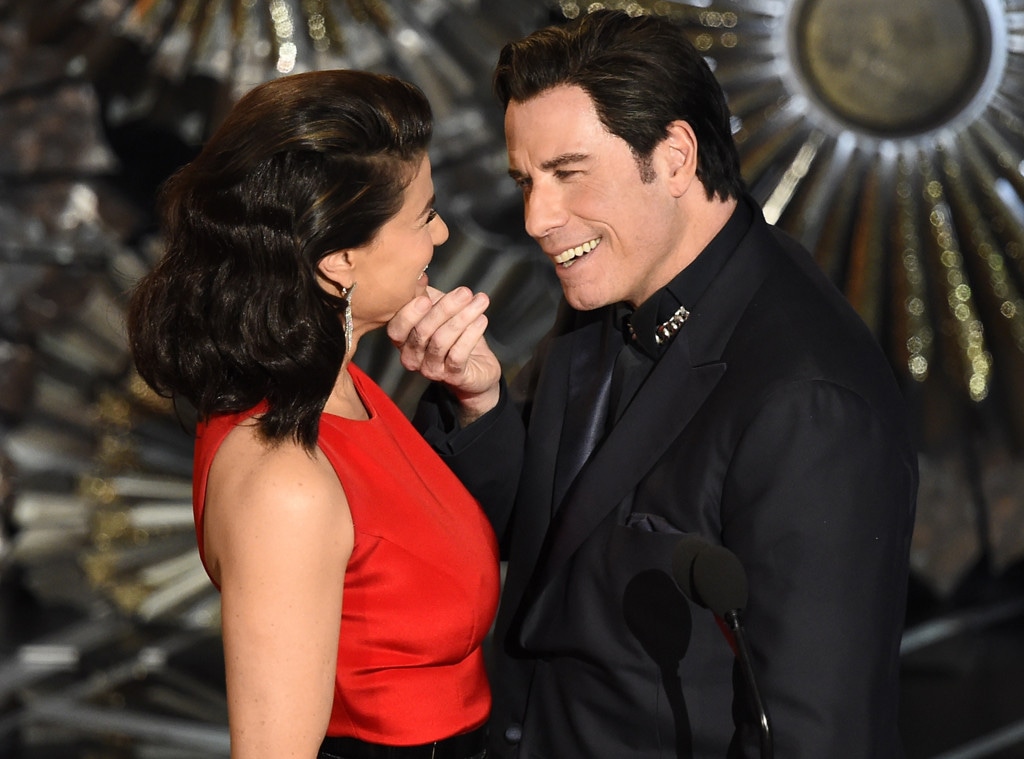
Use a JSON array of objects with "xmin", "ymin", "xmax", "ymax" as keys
[{"xmin": 324, "ymin": 359, "xmax": 369, "ymax": 420}]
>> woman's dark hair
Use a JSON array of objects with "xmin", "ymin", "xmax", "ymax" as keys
[
  {"xmin": 493, "ymin": 9, "xmax": 744, "ymax": 201},
  {"xmin": 127, "ymin": 70, "xmax": 433, "ymax": 449}
]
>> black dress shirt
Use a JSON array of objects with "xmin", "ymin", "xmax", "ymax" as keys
[{"xmin": 609, "ymin": 195, "xmax": 755, "ymax": 422}]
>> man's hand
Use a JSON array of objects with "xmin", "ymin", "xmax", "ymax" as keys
[{"xmin": 388, "ymin": 286, "xmax": 502, "ymax": 425}]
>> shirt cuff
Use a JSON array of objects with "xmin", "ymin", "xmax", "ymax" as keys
[{"xmin": 413, "ymin": 378, "xmax": 509, "ymax": 457}]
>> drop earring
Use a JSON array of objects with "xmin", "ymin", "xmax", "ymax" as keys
[{"xmin": 340, "ymin": 282, "xmax": 356, "ymax": 352}]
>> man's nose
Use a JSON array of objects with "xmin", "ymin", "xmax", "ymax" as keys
[{"xmin": 523, "ymin": 184, "xmax": 568, "ymax": 240}]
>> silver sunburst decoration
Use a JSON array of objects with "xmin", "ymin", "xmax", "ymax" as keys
[
  {"xmin": 1, "ymin": 0, "xmax": 1024, "ymax": 753},
  {"xmin": 1, "ymin": 0, "xmax": 1024, "ymax": 691}
]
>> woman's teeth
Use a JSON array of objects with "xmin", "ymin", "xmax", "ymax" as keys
[
  {"xmin": 554, "ymin": 237, "xmax": 601, "ymax": 267},
  {"xmin": 417, "ymin": 264, "xmax": 429, "ymax": 281}
]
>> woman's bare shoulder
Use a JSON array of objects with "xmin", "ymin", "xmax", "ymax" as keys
[{"xmin": 202, "ymin": 419, "xmax": 352, "ymax": 582}]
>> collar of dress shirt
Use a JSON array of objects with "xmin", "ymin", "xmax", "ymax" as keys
[{"xmin": 625, "ymin": 194, "xmax": 755, "ymax": 359}]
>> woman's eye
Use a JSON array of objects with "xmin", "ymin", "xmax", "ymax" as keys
[{"xmin": 425, "ymin": 208, "xmax": 438, "ymax": 224}]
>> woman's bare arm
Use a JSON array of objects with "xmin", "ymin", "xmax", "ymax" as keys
[{"xmin": 203, "ymin": 424, "xmax": 354, "ymax": 759}]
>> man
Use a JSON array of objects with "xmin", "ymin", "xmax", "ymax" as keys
[{"xmin": 389, "ymin": 10, "xmax": 918, "ymax": 758}]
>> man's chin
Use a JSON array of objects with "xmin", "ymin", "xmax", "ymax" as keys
[{"xmin": 563, "ymin": 289, "xmax": 612, "ymax": 312}]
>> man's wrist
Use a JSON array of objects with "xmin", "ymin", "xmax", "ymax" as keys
[{"xmin": 454, "ymin": 383, "xmax": 501, "ymax": 427}]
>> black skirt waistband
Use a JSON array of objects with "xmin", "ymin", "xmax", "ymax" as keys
[{"xmin": 319, "ymin": 725, "xmax": 487, "ymax": 759}]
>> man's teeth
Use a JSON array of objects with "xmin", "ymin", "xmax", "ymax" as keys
[{"xmin": 554, "ymin": 237, "xmax": 601, "ymax": 267}]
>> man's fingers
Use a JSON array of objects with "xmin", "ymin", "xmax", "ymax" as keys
[
  {"xmin": 401, "ymin": 287, "xmax": 474, "ymax": 348},
  {"xmin": 421, "ymin": 291, "xmax": 489, "ymax": 361},
  {"xmin": 442, "ymin": 314, "xmax": 489, "ymax": 374},
  {"xmin": 387, "ymin": 287, "xmax": 492, "ymax": 380},
  {"xmin": 387, "ymin": 294, "xmax": 432, "ymax": 346}
]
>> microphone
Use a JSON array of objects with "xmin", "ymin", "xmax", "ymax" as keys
[{"xmin": 672, "ymin": 536, "xmax": 773, "ymax": 759}]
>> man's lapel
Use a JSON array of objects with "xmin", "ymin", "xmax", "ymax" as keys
[
  {"xmin": 551, "ymin": 308, "xmax": 620, "ymax": 511},
  {"xmin": 495, "ymin": 309, "xmax": 614, "ymax": 625},
  {"xmin": 529, "ymin": 331, "xmax": 725, "ymax": 594}
]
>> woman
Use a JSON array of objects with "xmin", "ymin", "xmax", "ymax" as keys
[{"xmin": 127, "ymin": 70, "xmax": 499, "ymax": 759}]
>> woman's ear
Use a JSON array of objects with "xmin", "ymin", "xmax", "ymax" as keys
[
  {"xmin": 316, "ymin": 249, "xmax": 355, "ymax": 295},
  {"xmin": 660, "ymin": 120, "xmax": 700, "ymax": 197}
]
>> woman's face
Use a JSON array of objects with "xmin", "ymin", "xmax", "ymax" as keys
[{"xmin": 348, "ymin": 154, "xmax": 449, "ymax": 331}]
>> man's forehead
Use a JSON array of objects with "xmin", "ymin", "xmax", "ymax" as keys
[{"xmin": 505, "ymin": 94, "xmax": 606, "ymax": 170}]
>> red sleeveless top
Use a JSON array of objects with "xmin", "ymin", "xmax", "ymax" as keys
[{"xmin": 192, "ymin": 363, "xmax": 499, "ymax": 744}]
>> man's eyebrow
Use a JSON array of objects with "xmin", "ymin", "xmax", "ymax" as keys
[
  {"xmin": 540, "ymin": 152, "xmax": 589, "ymax": 171},
  {"xmin": 508, "ymin": 152, "xmax": 590, "ymax": 182}
]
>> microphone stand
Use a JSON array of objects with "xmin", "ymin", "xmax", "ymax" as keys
[{"xmin": 724, "ymin": 610, "xmax": 773, "ymax": 759}]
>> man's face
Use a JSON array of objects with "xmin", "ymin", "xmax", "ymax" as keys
[{"xmin": 504, "ymin": 85, "xmax": 686, "ymax": 310}]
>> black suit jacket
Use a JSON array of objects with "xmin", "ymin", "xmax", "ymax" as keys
[{"xmin": 417, "ymin": 205, "xmax": 918, "ymax": 758}]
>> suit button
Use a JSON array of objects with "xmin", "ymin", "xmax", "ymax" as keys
[{"xmin": 504, "ymin": 724, "xmax": 522, "ymax": 744}]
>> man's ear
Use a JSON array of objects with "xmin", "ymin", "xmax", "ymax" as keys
[
  {"xmin": 661, "ymin": 120, "xmax": 700, "ymax": 197},
  {"xmin": 316, "ymin": 249, "xmax": 355, "ymax": 294}
]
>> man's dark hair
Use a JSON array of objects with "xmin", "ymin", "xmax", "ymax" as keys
[{"xmin": 494, "ymin": 9, "xmax": 745, "ymax": 200}]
